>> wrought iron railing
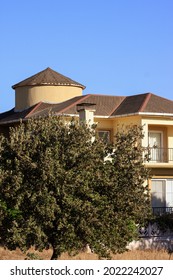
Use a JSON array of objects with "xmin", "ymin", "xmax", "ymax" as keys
[
  {"xmin": 143, "ymin": 147, "xmax": 173, "ymax": 163},
  {"xmin": 152, "ymin": 207, "xmax": 173, "ymax": 216}
]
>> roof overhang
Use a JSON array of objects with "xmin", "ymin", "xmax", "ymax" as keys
[
  {"xmin": 2, "ymin": 111, "xmax": 173, "ymax": 126},
  {"xmin": 110, "ymin": 112, "xmax": 173, "ymax": 118}
]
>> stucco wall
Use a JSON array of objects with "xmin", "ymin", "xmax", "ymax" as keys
[
  {"xmin": 15, "ymin": 85, "xmax": 83, "ymax": 111},
  {"xmin": 167, "ymin": 126, "xmax": 173, "ymax": 149},
  {"xmin": 96, "ymin": 118, "xmax": 114, "ymax": 141}
]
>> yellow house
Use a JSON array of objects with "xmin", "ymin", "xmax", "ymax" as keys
[{"xmin": 1, "ymin": 67, "xmax": 173, "ymax": 215}]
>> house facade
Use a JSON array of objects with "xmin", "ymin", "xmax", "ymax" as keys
[{"xmin": 1, "ymin": 67, "xmax": 173, "ymax": 215}]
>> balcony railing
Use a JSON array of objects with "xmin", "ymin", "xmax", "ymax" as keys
[
  {"xmin": 152, "ymin": 207, "xmax": 173, "ymax": 215},
  {"xmin": 144, "ymin": 147, "xmax": 173, "ymax": 163}
]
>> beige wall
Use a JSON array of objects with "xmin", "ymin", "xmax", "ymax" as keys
[
  {"xmin": 96, "ymin": 118, "xmax": 113, "ymax": 130},
  {"xmin": 167, "ymin": 126, "xmax": 173, "ymax": 149},
  {"xmin": 114, "ymin": 116, "xmax": 141, "ymax": 141},
  {"xmin": 95, "ymin": 116, "xmax": 142, "ymax": 143},
  {"xmin": 96, "ymin": 118, "xmax": 114, "ymax": 142},
  {"xmin": 15, "ymin": 85, "xmax": 83, "ymax": 111},
  {"xmin": 115, "ymin": 115, "xmax": 141, "ymax": 130}
]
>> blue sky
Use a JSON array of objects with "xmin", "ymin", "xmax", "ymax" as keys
[{"xmin": 1, "ymin": 0, "xmax": 173, "ymax": 113}]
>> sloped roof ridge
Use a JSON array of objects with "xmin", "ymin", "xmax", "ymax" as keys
[
  {"xmin": 137, "ymin": 92, "xmax": 152, "ymax": 112},
  {"xmin": 25, "ymin": 102, "xmax": 43, "ymax": 118},
  {"xmin": 142, "ymin": 92, "xmax": 173, "ymax": 114},
  {"xmin": 108, "ymin": 96, "xmax": 126, "ymax": 116},
  {"xmin": 12, "ymin": 67, "xmax": 86, "ymax": 89},
  {"xmin": 111, "ymin": 92, "xmax": 153, "ymax": 116},
  {"xmin": 58, "ymin": 94, "xmax": 91, "ymax": 114},
  {"xmin": 27, "ymin": 95, "xmax": 91, "ymax": 118},
  {"xmin": 110, "ymin": 95, "xmax": 128, "ymax": 116},
  {"xmin": 149, "ymin": 92, "xmax": 173, "ymax": 102},
  {"xmin": 136, "ymin": 92, "xmax": 173, "ymax": 112},
  {"xmin": 0, "ymin": 103, "xmax": 41, "ymax": 124}
]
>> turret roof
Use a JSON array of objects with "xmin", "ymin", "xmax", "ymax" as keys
[{"xmin": 12, "ymin": 67, "xmax": 86, "ymax": 89}]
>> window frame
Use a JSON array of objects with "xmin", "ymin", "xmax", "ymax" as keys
[{"xmin": 98, "ymin": 130, "xmax": 111, "ymax": 143}]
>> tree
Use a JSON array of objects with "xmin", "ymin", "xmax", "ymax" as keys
[
  {"xmin": 109, "ymin": 126, "xmax": 152, "ymax": 236},
  {"xmin": 0, "ymin": 116, "xmax": 151, "ymax": 259}
]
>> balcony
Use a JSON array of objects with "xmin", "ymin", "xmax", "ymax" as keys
[
  {"xmin": 144, "ymin": 147, "xmax": 173, "ymax": 163},
  {"xmin": 152, "ymin": 207, "xmax": 173, "ymax": 216}
]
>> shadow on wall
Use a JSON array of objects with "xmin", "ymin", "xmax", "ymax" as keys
[
  {"xmin": 151, "ymin": 194, "xmax": 173, "ymax": 215},
  {"xmin": 127, "ymin": 237, "xmax": 173, "ymax": 251},
  {"xmin": 127, "ymin": 194, "xmax": 173, "ymax": 251}
]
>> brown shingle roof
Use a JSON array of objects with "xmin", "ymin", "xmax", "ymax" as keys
[
  {"xmin": 0, "ymin": 104, "xmax": 39, "ymax": 124},
  {"xmin": 30, "ymin": 95, "xmax": 87, "ymax": 118},
  {"xmin": 0, "ymin": 94, "xmax": 125, "ymax": 124},
  {"xmin": 63, "ymin": 94, "xmax": 125, "ymax": 116},
  {"xmin": 12, "ymin": 67, "xmax": 86, "ymax": 89},
  {"xmin": 112, "ymin": 93, "xmax": 149, "ymax": 115},
  {"xmin": 27, "ymin": 95, "xmax": 125, "ymax": 118},
  {"xmin": 143, "ymin": 94, "xmax": 173, "ymax": 113},
  {"xmin": 112, "ymin": 93, "xmax": 173, "ymax": 116},
  {"xmin": 1, "ymin": 93, "xmax": 173, "ymax": 125}
]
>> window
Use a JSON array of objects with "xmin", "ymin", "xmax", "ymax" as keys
[
  {"xmin": 148, "ymin": 131, "xmax": 163, "ymax": 162},
  {"xmin": 98, "ymin": 130, "xmax": 111, "ymax": 143},
  {"xmin": 151, "ymin": 180, "xmax": 165, "ymax": 207},
  {"xmin": 148, "ymin": 132, "xmax": 162, "ymax": 148},
  {"xmin": 151, "ymin": 179, "xmax": 173, "ymax": 208}
]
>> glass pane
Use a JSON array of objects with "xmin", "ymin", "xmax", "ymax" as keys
[
  {"xmin": 149, "ymin": 132, "xmax": 161, "ymax": 147},
  {"xmin": 166, "ymin": 180, "xmax": 173, "ymax": 207},
  {"xmin": 151, "ymin": 180, "xmax": 165, "ymax": 207},
  {"xmin": 149, "ymin": 132, "xmax": 162, "ymax": 162}
]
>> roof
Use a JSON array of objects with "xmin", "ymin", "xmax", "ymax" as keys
[
  {"xmin": 1, "ymin": 92, "xmax": 173, "ymax": 125},
  {"xmin": 143, "ymin": 93, "xmax": 173, "ymax": 113},
  {"xmin": 0, "ymin": 105, "xmax": 37, "ymax": 124},
  {"xmin": 112, "ymin": 93, "xmax": 173, "ymax": 116},
  {"xmin": 62, "ymin": 95, "xmax": 125, "ymax": 116},
  {"xmin": 0, "ymin": 94, "xmax": 125, "ymax": 124},
  {"xmin": 111, "ymin": 93, "xmax": 149, "ymax": 116},
  {"xmin": 12, "ymin": 67, "xmax": 86, "ymax": 89}
]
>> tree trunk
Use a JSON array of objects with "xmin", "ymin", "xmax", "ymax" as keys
[{"xmin": 51, "ymin": 247, "xmax": 61, "ymax": 260}]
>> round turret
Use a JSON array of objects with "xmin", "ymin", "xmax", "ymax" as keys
[{"xmin": 12, "ymin": 67, "xmax": 85, "ymax": 111}]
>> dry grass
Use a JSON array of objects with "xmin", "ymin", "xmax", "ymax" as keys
[{"xmin": 0, "ymin": 247, "xmax": 172, "ymax": 260}]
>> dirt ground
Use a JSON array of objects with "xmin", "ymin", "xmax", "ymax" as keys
[{"xmin": 0, "ymin": 247, "xmax": 172, "ymax": 260}]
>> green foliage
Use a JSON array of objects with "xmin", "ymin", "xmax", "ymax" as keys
[
  {"xmin": 109, "ymin": 126, "xmax": 151, "ymax": 225},
  {"xmin": 151, "ymin": 213, "xmax": 173, "ymax": 233},
  {"xmin": 0, "ymin": 116, "xmax": 151, "ymax": 259},
  {"xmin": 25, "ymin": 252, "xmax": 43, "ymax": 260}
]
